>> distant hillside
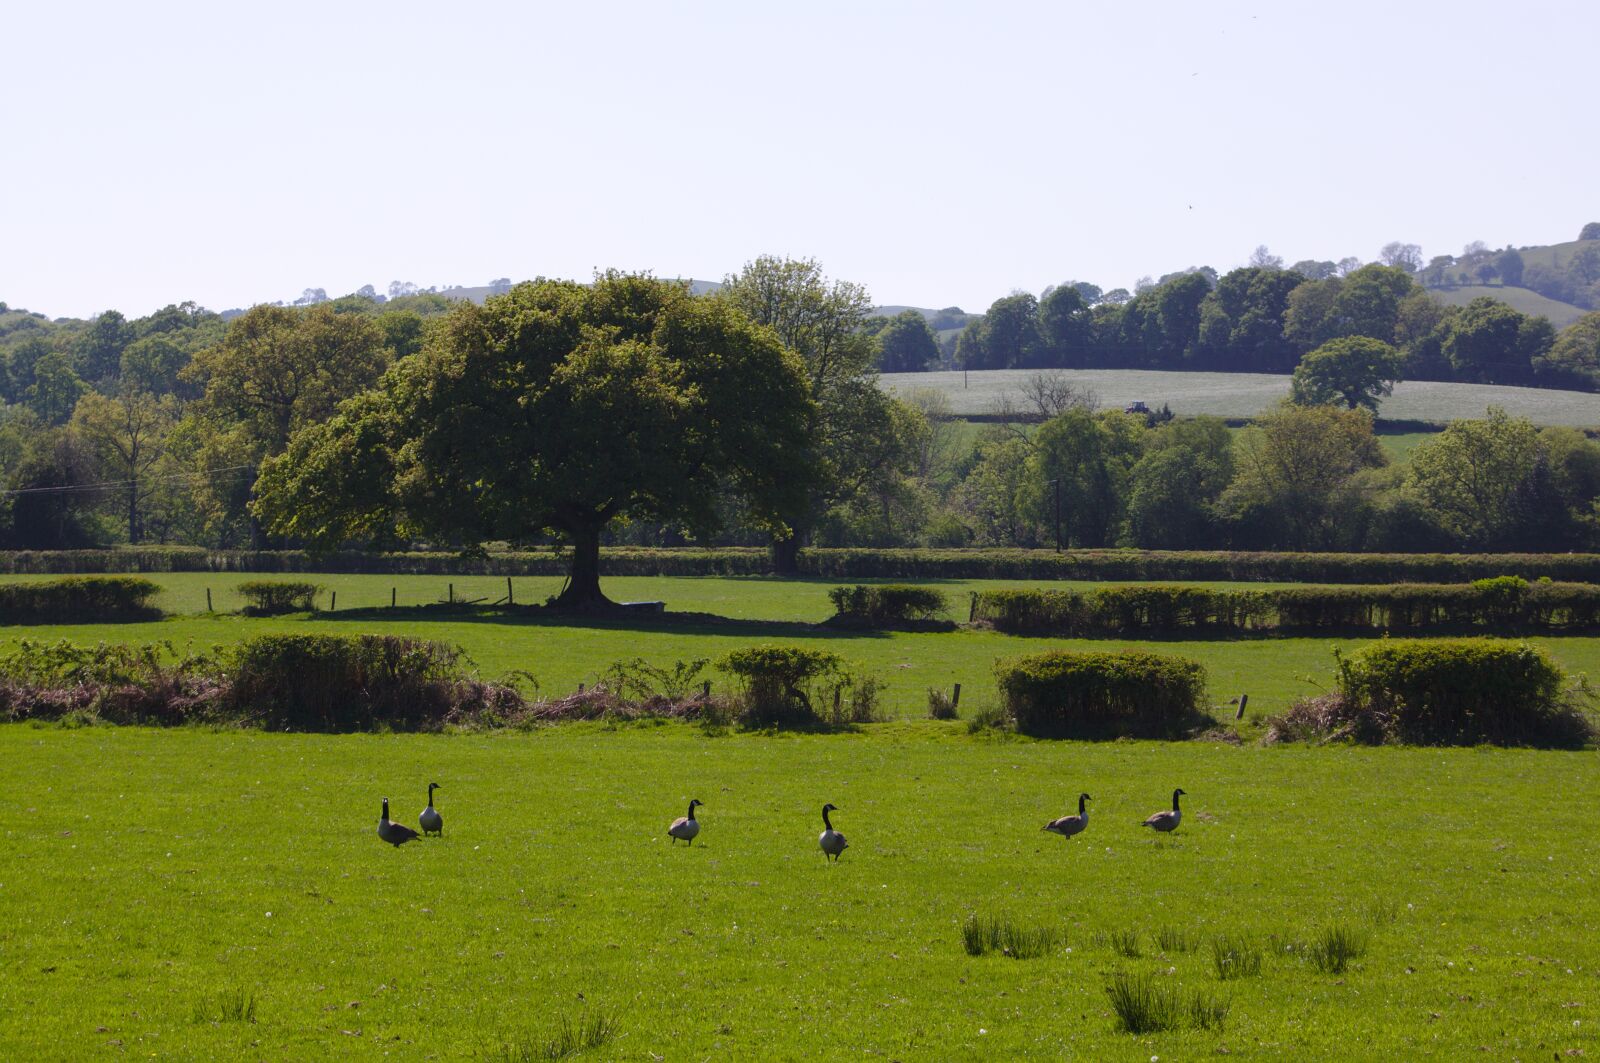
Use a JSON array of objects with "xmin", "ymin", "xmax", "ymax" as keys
[{"xmin": 1428, "ymin": 285, "xmax": 1587, "ymax": 328}]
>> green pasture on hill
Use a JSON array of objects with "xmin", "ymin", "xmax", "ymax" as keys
[
  {"xmin": 879, "ymin": 368, "xmax": 1600, "ymax": 427},
  {"xmin": 2, "ymin": 724, "xmax": 1597, "ymax": 1060}
]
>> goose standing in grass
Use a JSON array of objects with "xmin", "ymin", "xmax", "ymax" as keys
[
  {"xmin": 419, "ymin": 783, "xmax": 443, "ymax": 837},
  {"xmin": 668, "ymin": 799, "xmax": 703, "ymax": 845},
  {"xmin": 1043, "ymin": 793, "xmax": 1091, "ymax": 839},
  {"xmin": 819, "ymin": 803, "xmax": 848, "ymax": 862},
  {"xmin": 378, "ymin": 798, "xmax": 421, "ymax": 846},
  {"xmin": 1142, "ymin": 788, "xmax": 1186, "ymax": 833}
]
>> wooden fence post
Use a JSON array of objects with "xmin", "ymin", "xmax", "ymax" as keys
[
  {"xmin": 330, "ymin": 591, "xmax": 336, "ymax": 611},
  {"xmin": 507, "ymin": 576, "xmax": 514, "ymax": 606},
  {"xmin": 952, "ymin": 683, "xmax": 962, "ymax": 710},
  {"xmin": 1234, "ymin": 693, "xmax": 1249, "ymax": 720},
  {"xmin": 391, "ymin": 587, "xmax": 396, "ymax": 609},
  {"xmin": 205, "ymin": 588, "xmax": 212, "ymax": 612}
]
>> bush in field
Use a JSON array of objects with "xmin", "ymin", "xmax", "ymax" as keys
[
  {"xmin": 237, "ymin": 580, "xmax": 321, "ymax": 615},
  {"xmin": 1270, "ymin": 638, "xmax": 1595, "ymax": 748},
  {"xmin": 717, "ymin": 645, "xmax": 883, "ymax": 726},
  {"xmin": 995, "ymin": 650, "xmax": 1209, "ymax": 738},
  {"xmin": 0, "ymin": 638, "xmax": 223, "ymax": 725},
  {"xmin": 1334, "ymin": 638, "xmax": 1594, "ymax": 747},
  {"xmin": 225, "ymin": 634, "xmax": 516, "ymax": 731},
  {"xmin": 0, "ymin": 577, "xmax": 162, "ymax": 624},
  {"xmin": 827, "ymin": 584, "xmax": 948, "ymax": 624}
]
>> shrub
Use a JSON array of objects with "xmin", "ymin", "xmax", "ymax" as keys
[
  {"xmin": 237, "ymin": 580, "xmax": 321, "ymax": 615},
  {"xmin": 0, "ymin": 638, "xmax": 223, "ymax": 726},
  {"xmin": 827, "ymin": 584, "xmax": 948, "ymax": 624},
  {"xmin": 718, "ymin": 645, "xmax": 846, "ymax": 726},
  {"xmin": 1334, "ymin": 639, "xmax": 1595, "ymax": 747},
  {"xmin": 225, "ymin": 634, "xmax": 501, "ymax": 731},
  {"xmin": 927, "ymin": 687, "xmax": 959, "ymax": 720},
  {"xmin": 995, "ymin": 650, "xmax": 1209, "ymax": 738},
  {"xmin": 0, "ymin": 576, "xmax": 162, "ymax": 624}
]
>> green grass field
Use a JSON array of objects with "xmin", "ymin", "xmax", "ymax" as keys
[
  {"xmin": 9, "ymin": 573, "xmax": 1600, "ymax": 722},
  {"xmin": 879, "ymin": 369, "xmax": 1600, "ymax": 427},
  {"xmin": 1426, "ymin": 284, "xmax": 1588, "ymax": 329},
  {"xmin": 3, "ymin": 724, "xmax": 1597, "ymax": 1059}
]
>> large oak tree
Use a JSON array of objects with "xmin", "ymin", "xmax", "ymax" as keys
[{"xmin": 254, "ymin": 274, "xmax": 814, "ymax": 608}]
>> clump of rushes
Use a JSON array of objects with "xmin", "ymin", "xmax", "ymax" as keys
[
  {"xmin": 1211, "ymin": 934, "xmax": 1263, "ymax": 980},
  {"xmin": 1104, "ymin": 972, "xmax": 1230, "ymax": 1035},
  {"xmin": 1109, "ymin": 928, "xmax": 1142, "ymax": 958},
  {"xmin": 485, "ymin": 1009, "xmax": 617, "ymax": 1062},
  {"xmin": 191, "ymin": 987, "xmax": 256, "ymax": 1024},
  {"xmin": 961, "ymin": 913, "xmax": 1061, "ymax": 959},
  {"xmin": 1156, "ymin": 926, "xmax": 1199, "ymax": 953},
  {"xmin": 1308, "ymin": 923, "xmax": 1369, "ymax": 974}
]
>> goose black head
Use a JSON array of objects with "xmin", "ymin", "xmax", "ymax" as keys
[
  {"xmin": 1174, "ymin": 788, "xmax": 1187, "ymax": 797},
  {"xmin": 1080, "ymin": 793, "xmax": 1092, "ymax": 802},
  {"xmin": 689, "ymin": 798, "xmax": 703, "ymax": 809},
  {"xmin": 822, "ymin": 802, "xmax": 838, "ymax": 813}
]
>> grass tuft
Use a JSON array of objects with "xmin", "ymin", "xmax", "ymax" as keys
[
  {"xmin": 483, "ymin": 1009, "xmax": 616, "ymax": 1062},
  {"xmin": 1307, "ymin": 923, "xmax": 1369, "ymax": 974},
  {"xmin": 1156, "ymin": 926, "xmax": 1199, "ymax": 953},
  {"xmin": 191, "ymin": 986, "xmax": 256, "ymax": 1024},
  {"xmin": 1108, "ymin": 928, "xmax": 1142, "ymax": 958},
  {"xmin": 1104, "ymin": 972, "xmax": 1178, "ymax": 1034},
  {"xmin": 1210, "ymin": 934, "xmax": 1263, "ymax": 980},
  {"xmin": 961, "ymin": 913, "xmax": 1061, "ymax": 959},
  {"xmin": 1188, "ymin": 989, "xmax": 1231, "ymax": 1031}
]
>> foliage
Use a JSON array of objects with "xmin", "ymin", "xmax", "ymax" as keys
[
  {"xmin": 994, "ymin": 649, "xmax": 1208, "ymax": 738},
  {"xmin": 960, "ymin": 913, "xmax": 1061, "ymax": 958},
  {"xmin": 717, "ymin": 644, "xmax": 856, "ymax": 726},
  {"xmin": 1290, "ymin": 336, "xmax": 1406, "ymax": 411},
  {"xmin": 255, "ymin": 275, "xmax": 815, "ymax": 606},
  {"xmin": 827, "ymin": 584, "xmax": 948, "ymax": 623},
  {"xmin": 1329, "ymin": 638, "xmax": 1595, "ymax": 747},
  {"xmin": 874, "ymin": 309, "xmax": 940, "ymax": 373},
  {"xmin": 236, "ymin": 580, "xmax": 321, "ymax": 615},
  {"xmin": 0, "ymin": 576, "xmax": 161, "ymax": 624},
  {"xmin": 226, "ymin": 633, "xmax": 518, "ymax": 731}
]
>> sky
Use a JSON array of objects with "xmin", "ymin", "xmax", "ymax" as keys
[{"xmin": 3, "ymin": 0, "xmax": 1597, "ymax": 320}]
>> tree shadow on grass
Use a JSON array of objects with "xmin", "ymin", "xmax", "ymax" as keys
[{"xmin": 301, "ymin": 604, "xmax": 895, "ymax": 641}]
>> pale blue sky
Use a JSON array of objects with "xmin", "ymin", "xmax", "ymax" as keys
[{"xmin": 4, "ymin": 1, "xmax": 1595, "ymax": 319}]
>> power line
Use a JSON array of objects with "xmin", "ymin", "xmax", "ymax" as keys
[{"xmin": 0, "ymin": 464, "xmax": 255, "ymax": 497}]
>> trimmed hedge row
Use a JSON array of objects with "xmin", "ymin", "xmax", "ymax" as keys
[
  {"xmin": 10, "ymin": 546, "xmax": 1600, "ymax": 584},
  {"xmin": 995, "ymin": 649, "xmax": 1209, "ymax": 739},
  {"xmin": 0, "ymin": 577, "xmax": 163, "ymax": 625},
  {"xmin": 827, "ymin": 584, "xmax": 948, "ymax": 623},
  {"xmin": 1268, "ymin": 639, "xmax": 1596, "ymax": 748},
  {"xmin": 972, "ymin": 579, "xmax": 1600, "ymax": 635}
]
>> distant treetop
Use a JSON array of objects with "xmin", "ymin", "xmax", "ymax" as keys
[{"xmin": 1582, "ymin": 222, "xmax": 1600, "ymax": 241}]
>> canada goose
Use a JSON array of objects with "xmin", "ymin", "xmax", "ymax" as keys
[
  {"xmin": 419, "ymin": 783, "xmax": 443, "ymax": 836},
  {"xmin": 668, "ymin": 798, "xmax": 703, "ymax": 845},
  {"xmin": 1142, "ymin": 788, "xmax": 1186, "ymax": 833},
  {"xmin": 1043, "ymin": 793, "xmax": 1091, "ymax": 838},
  {"xmin": 378, "ymin": 798, "xmax": 420, "ymax": 846},
  {"xmin": 819, "ymin": 803, "xmax": 848, "ymax": 862}
]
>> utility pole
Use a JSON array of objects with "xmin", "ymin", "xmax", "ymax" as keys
[{"xmin": 1049, "ymin": 477, "xmax": 1062, "ymax": 553}]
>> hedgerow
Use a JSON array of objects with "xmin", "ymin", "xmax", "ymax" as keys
[
  {"xmin": 0, "ymin": 576, "xmax": 163, "ymax": 625},
  {"xmin": 718, "ymin": 645, "xmax": 883, "ymax": 726},
  {"xmin": 237, "ymin": 580, "xmax": 322, "ymax": 615},
  {"xmin": 8, "ymin": 546, "xmax": 1600, "ymax": 584},
  {"xmin": 827, "ymin": 584, "xmax": 948, "ymax": 624},
  {"xmin": 994, "ymin": 649, "xmax": 1209, "ymax": 739},
  {"xmin": 972, "ymin": 579, "xmax": 1600, "ymax": 636},
  {"xmin": 1270, "ymin": 639, "xmax": 1596, "ymax": 748}
]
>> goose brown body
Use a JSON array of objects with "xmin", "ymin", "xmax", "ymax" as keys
[
  {"xmin": 818, "ymin": 803, "xmax": 848, "ymax": 861},
  {"xmin": 378, "ymin": 798, "xmax": 421, "ymax": 846},
  {"xmin": 419, "ymin": 782, "xmax": 443, "ymax": 836},
  {"xmin": 668, "ymin": 799, "xmax": 703, "ymax": 845},
  {"xmin": 1044, "ymin": 793, "xmax": 1091, "ymax": 838},
  {"xmin": 1142, "ymin": 788, "xmax": 1186, "ymax": 833}
]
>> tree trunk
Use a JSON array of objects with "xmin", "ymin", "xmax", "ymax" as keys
[
  {"xmin": 553, "ymin": 524, "xmax": 614, "ymax": 609},
  {"xmin": 769, "ymin": 534, "xmax": 800, "ymax": 575}
]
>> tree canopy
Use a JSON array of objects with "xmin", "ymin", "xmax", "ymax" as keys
[
  {"xmin": 254, "ymin": 274, "xmax": 815, "ymax": 607},
  {"xmin": 1290, "ymin": 336, "xmax": 1406, "ymax": 411}
]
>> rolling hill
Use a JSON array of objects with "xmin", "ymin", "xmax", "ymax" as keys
[{"xmin": 1427, "ymin": 284, "xmax": 1588, "ymax": 328}]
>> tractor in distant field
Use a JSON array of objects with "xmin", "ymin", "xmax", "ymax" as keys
[{"xmin": 1123, "ymin": 399, "xmax": 1149, "ymax": 415}]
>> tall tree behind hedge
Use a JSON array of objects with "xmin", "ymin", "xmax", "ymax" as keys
[{"xmin": 255, "ymin": 274, "xmax": 815, "ymax": 608}]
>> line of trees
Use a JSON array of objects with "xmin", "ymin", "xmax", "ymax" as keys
[
  {"xmin": 935, "ymin": 262, "xmax": 1600, "ymax": 390},
  {"xmin": 5, "ymin": 261, "xmax": 1600, "ymax": 566}
]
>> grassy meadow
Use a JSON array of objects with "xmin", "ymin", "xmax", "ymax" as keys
[
  {"xmin": 879, "ymin": 368, "xmax": 1600, "ymax": 427},
  {"xmin": 3, "ymin": 724, "xmax": 1598, "ymax": 1060}
]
